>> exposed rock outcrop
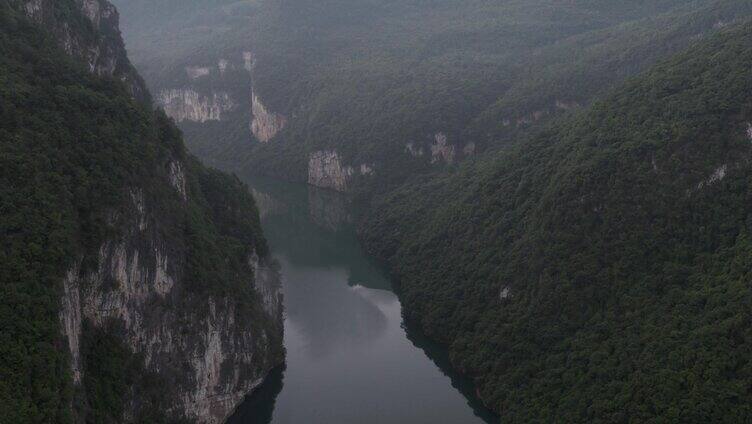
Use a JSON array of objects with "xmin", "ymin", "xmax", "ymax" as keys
[
  {"xmin": 168, "ymin": 160, "xmax": 188, "ymax": 200},
  {"xmin": 56, "ymin": 161, "xmax": 283, "ymax": 423},
  {"xmin": 243, "ymin": 51, "xmax": 254, "ymax": 72},
  {"xmin": 251, "ymin": 92, "xmax": 287, "ymax": 143},
  {"xmin": 60, "ymin": 234, "xmax": 282, "ymax": 423},
  {"xmin": 405, "ymin": 142, "xmax": 425, "ymax": 157},
  {"xmin": 499, "ymin": 286, "xmax": 511, "ymax": 300},
  {"xmin": 309, "ymin": 150, "xmax": 352, "ymax": 191},
  {"xmin": 308, "ymin": 150, "xmax": 375, "ymax": 192},
  {"xmin": 697, "ymin": 164, "xmax": 728, "ymax": 189},
  {"xmin": 186, "ymin": 66, "xmax": 211, "ymax": 80},
  {"xmin": 158, "ymin": 89, "xmax": 236, "ymax": 122},
  {"xmin": 13, "ymin": 1, "xmax": 285, "ymax": 422},
  {"xmin": 360, "ymin": 163, "xmax": 375, "ymax": 176},
  {"xmin": 431, "ymin": 132, "xmax": 455, "ymax": 164},
  {"xmin": 218, "ymin": 59, "xmax": 229, "ymax": 75},
  {"xmin": 503, "ymin": 99, "xmax": 581, "ymax": 129},
  {"xmin": 21, "ymin": 0, "xmax": 148, "ymax": 100}
]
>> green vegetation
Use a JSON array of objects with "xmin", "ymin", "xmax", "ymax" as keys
[
  {"xmin": 116, "ymin": 0, "xmax": 752, "ymax": 195},
  {"xmin": 114, "ymin": 0, "xmax": 752, "ymax": 420},
  {"xmin": 184, "ymin": 162, "xmax": 269, "ymax": 296},
  {"xmin": 0, "ymin": 1, "xmax": 272, "ymax": 421},
  {"xmin": 361, "ymin": 22, "xmax": 752, "ymax": 421},
  {"xmin": 80, "ymin": 323, "xmax": 184, "ymax": 424}
]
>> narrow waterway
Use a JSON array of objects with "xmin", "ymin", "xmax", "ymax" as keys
[{"xmin": 227, "ymin": 177, "xmax": 496, "ymax": 424}]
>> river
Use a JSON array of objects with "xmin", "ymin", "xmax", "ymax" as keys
[{"xmin": 226, "ymin": 177, "xmax": 496, "ymax": 424}]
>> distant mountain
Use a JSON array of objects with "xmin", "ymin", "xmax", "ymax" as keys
[
  {"xmin": 0, "ymin": 1, "xmax": 283, "ymax": 422},
  {"xmin": 114, "ymin": 0, "xmax": 751, "ymax": 195}
]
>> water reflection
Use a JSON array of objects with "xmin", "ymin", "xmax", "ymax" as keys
[
  {"xmin": 404, "ymin": 321, "xmax": 500, "ymax": 423},
  {"xmin": 280, "ymin": 257, "xmax": 388, "ymax": 359},
  {"xmin": 227, "ymin": 176, "xmax": 496, "ymax": 424},
  {"xmin": 227, "ymin": 366, "xmax": 285, "ymax": 424},
  {"xmin": 308, "ymin": 186, "xmax": 351, "ymax": 232}
]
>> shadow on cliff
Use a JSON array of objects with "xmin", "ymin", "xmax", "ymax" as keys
[
  {"xmin": 225, "ymin": 365, "xmax": 285, "ymax": 424},
  {"xmin": 403, "ymin": 320, "xmax": 500, "ymax": 424}
]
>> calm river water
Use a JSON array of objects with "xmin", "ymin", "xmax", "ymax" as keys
[{"xmin": 226, "ymin": 177, "xmax": 495, "ymax": 424}]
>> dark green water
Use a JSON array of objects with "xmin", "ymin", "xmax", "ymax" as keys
[{"xmin": 226, "ymin": 177, "xmax": 496, "ymax": 424}]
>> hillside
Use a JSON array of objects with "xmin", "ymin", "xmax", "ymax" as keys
[
  {"xmin": 360, "ymin": 21, "xmax": 752, "ymax": 421},
  {"xmin": 0, "ymin": 1, "xmax": 283, "ymax": 422},
  {"xmin": 107, "ymin": 0, "xmax": 752, "ymax": 420},
  {"xmin": 113, "ymin": 0, "xmax": 752, "ymax": 196}
]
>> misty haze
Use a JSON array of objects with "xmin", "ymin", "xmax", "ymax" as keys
[{"xmin": 3, "ymin": 0, "xmax": 752, "ymax": 423}]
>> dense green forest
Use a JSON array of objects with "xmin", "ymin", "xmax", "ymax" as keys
[
  {"xmin": 112, "ymin": 0, "xmax": 752, "ymax": 420},
  {"xmin": 361, "ymin": 21, "xmax": 752, "ymax": 421},
  {"xmin": 116, "ymin": 0, "xmax": 752, "ymax": 194},
  {"xmin": 0, "ymin": 1, "xmax": 274, "ymax": 421}
]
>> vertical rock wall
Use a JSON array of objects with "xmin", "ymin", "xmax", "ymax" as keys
[{"xmin": 251, "ymin": 92, "xmax": 287, "ymax": 143}]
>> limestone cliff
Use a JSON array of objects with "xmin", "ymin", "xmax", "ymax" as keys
[
  {"xmin": 308, "ymin": 150, "xmax": 375, "ymax": 192},
  {"xmin": 150, "ymin": 49, "xmax": 288, "ymax": 145},
  {"xmin": 159, "ymin": 88, "xmax": 236, "ymax": 123},
  {"xmin": 9, "ymin": 1, "xmax": 285, "ymax": 422},
  {"xmin": 430, "ymin": 132, "xmax": 455, "ymax": 164},
  {"xmin": 20, "ymin": 0, "xmax": 148, "ymax": 100},
  {"xmin": 251, "ymin": 92, "xmax": 287, "ymax": 143},
  {"xmin": 59, "ymin": 172, "xmax": 283, "ymax": 423}
]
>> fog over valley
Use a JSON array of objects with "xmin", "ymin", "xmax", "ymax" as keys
[{"xmin": 3, "ymin": 0, "xmax": 752, "ymax": 422}]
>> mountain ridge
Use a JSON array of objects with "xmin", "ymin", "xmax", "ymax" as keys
[
  {"xmin": 0, "ymin": 1, "xmax": 284, "ymax": 422},
  {"xmin": 360, "ymin": 20, "xmax": 752, "ymax": 421}
]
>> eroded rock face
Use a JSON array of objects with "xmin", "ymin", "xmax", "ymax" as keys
[
  {"xmin": 243, "ymin": 51, "xmax": 254, "ymax": 72},
  {"xmin": 158, "ymin": 89, "xmax": 236, "ymax": 122},
  {"xmin": 308, "ymin": 150, "xmax": 352, "ymax": 191},
  {"xmin": 251, "ymin": 93, "xmax": 287, "ymax": 143},
  {"xmin": 21, "ymin": 0, "xmax": 148, "ymax": 100},
  {"xmin": 186, "ymin": 66, "xmax": 211, "ymax": 80},
  {"xmin": 405, "ymin": 142, "xmax": 425, "ymax": 157},
  {"xmin": 308, "ymin": 150, "xmax": 375, "ymax": 191},
  {"xmin": 16, "ymin": 1, "xmax": 284, "ymax": 421},
  {"xmin": 431, "ymin": 132, "xmax": 455, "ymax": 164},
  {"xmin": 59, "ymin": 189, "xmax": 283, "ymax": 424},
  {"xmin": 502, "ymin": 99, "xmax": 581, "ymax": 129},
  {"xmin": 697, "ymin": 164, "xmax": 728, "ymax": 189},
  {"xmin": 168, "ymin": 160, "xmax": 188, "ymax": 200},
  {"xmin": 499, "ymin": 286, "xmax": 511, "ymax": 300},
  {"xmin": 218, "ymin": 59, "xmax": 229, "ymax": 75}
]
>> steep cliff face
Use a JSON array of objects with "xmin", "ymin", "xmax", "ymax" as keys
[
  {"xmin": 159, "ymin": 88, "xmax": 236, "ymax": 123},
  {"xmin": 155, "ymin": 58, "xmax": 246, "ymax": 124},
  {"xmin": 149, "ymin": 49, "xmax": 288, "ymax": 147},
  {"xmin": 59, "ymin": 174, "xmax": 282, "ymax": 423},
  {"xmin": 20, "ymin": 0, "xmax": 148, "ymax": 100},
  {"xmin": 430, "ymin": 133, "xmax": 455, "ymax": 164},
  {"xmin": 251, "ymin": 92, "xmax": 287, "ymax": 143},
  {"xmin": 1, "ymin": 1, "xmax": 284, "ymax": 422},
  {"xmin": 307, "ymin": 150, "xmax": 375, "ymax": 192}
]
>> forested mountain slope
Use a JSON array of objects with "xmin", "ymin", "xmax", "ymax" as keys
[
  {"xmin": 361, "ymin": 21, "xmax": 752, "ymax": 421},
  {"xmin": 113, "ymin": 0, "xmax": 752, "ymax": 194},
  {"xmin": 0, "ymin": 1, "xmax": 283, "ymax": 422}
]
